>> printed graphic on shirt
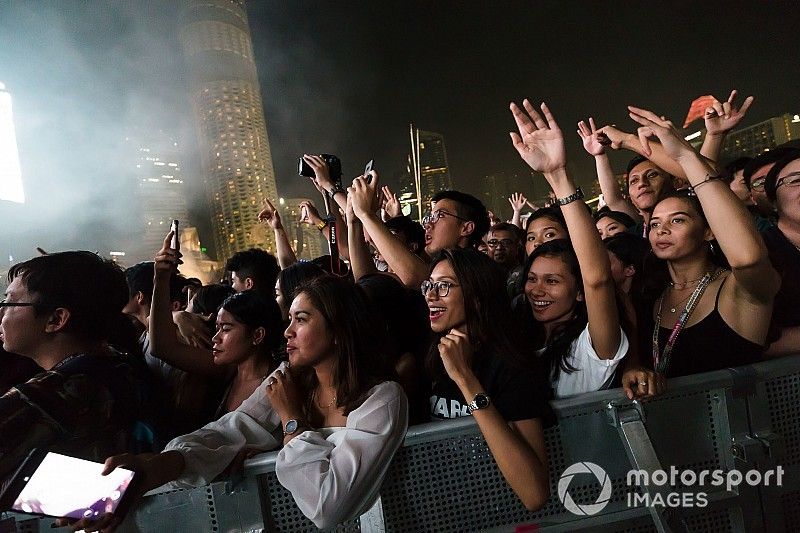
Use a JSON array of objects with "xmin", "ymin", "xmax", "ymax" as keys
[{"xmin": 430, "ymin": 394, "xmax": 470, "ymax": 419}]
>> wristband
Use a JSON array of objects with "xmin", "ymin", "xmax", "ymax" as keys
[
  {"xmin": 328, "ymin": 183, "xmax": 345, "ymax": 197},
  {"xmin": 690, "ymin": 174, "xmax": 723, "ymax": 192},
  {"xmin": 556, "ymin": 187, "xmax": 585, "ymax": 206}
]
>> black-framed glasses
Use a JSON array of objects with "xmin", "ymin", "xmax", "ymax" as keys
[
  {"xmin": 487, "ymin": 238, "xmax": 515, "ymax": 248},
  {"xmin": 0, "ymin": 299, "xmax": 35, "ymax": 308},
  {"xmin": 421, "ymin": 210, "xmax": 469, "ymax": 226},
  {"xmin": 421, "ymin": 280, "xmax": 459, "ymax": 297},
  {"xmin": 750, "ymin": 177, "xmax": 767, "ymax": 191},
  {"xmin": 776, "ymin": 172, "xmax": 800, "ymax": 190}
]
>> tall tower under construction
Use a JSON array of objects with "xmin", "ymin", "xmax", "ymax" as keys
[{"xmin": 179, "ymin": 0, "xmax": 278, "ymax": 261}]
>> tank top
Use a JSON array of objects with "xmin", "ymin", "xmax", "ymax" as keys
[{"xmin": 656, "ymin": 275, "xmax": 763, "ymax": 378}]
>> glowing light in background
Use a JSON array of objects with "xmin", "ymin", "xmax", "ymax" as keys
[{"xmin": 0, "ymin": 82, "xmax": 25, "ymax": 203}]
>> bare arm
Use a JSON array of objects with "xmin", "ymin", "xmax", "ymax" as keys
[
  {"xmin": 508, "ymin": 192, "xmax": 528, "ymax": 228},
  {"xmin": 578, "ymin": 119, "xmax": 639, "ymax": 218},
  {"xmin": 628, "ymin": 106, "xmax": 779, "ymax": 302},
  {"xmin": 258, "ymin": 198, "xmax": 297, "ymax": 269},
  {"xmin": 150, "ymin": 233, "xmax": 228, "ymax": 378},
  {"xmin": 350, "ymin": 173, "xmax": 429, "ymax": 288},
  {"xmin": 345, "ymin": 193, "xmax": 378, "ymax": 281},
  {"xmin": 764, "ymin": 326, "xmax": 800, "ymax": 358},
  {"xmin": 511, "ymin": 101, "xmax": 621, "ymax": 358}
]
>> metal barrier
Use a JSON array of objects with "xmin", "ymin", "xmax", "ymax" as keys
[{"xmin": 5, "ymin": 356, "xmax": 800, "ymax": 532}]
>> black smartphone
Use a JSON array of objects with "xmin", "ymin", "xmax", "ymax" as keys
[
  {"xmin": 364, "ymin": 159, "xmax": 374, "ymax": 184},
  {"xmin": 170, "ymin": 219, "xmax": 179, "ymax": 251},
  {"xmin": 0, "ymin": 450, "xmax": 138, "ymax": 521}
]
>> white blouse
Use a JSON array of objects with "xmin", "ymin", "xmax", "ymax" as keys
[{"xmin": 164, "ymin": 363, "xmax": 409, "ymax": 529}]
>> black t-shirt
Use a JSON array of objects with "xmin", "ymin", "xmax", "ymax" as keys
[
  {"xmin": 762, "ymin": 225, "xmax": 800, "ymax": 328},
  {"xmin": 429, "ymin": 354, "xmax": 551, "ymax": 423}
]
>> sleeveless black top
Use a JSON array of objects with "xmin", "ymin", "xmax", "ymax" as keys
[{"xmin": 655, "ymin": 275, "xmax": 763, "ymax": 378}]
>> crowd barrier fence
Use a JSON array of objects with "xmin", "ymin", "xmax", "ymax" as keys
[{"xmin": 5, "ymin": 355, "xmax": 800, "ymax": 532}]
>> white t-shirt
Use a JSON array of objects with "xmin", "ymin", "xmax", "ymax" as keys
[{"xmin": 551, "ymin": 325, "xmax": 628, "ymax": 399}]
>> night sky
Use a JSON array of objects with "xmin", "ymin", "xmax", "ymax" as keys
[{"xmin": 0, "ymin": 0, "xmax": 797, "ymax": 258}]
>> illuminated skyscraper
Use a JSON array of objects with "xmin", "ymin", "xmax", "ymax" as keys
[
  {"xmin": 0, "ymin": 82, "xmax": 24, "ymax": 204},
  {"xmin": 278, "ymin": 198, "xmax": 326, "ymax": 260},
  {"xmin": 179, "ymin": 0, "xmax": 278, "ymax": 262},
  {"xmin": 721, "ymin": 113, "xmax": 800, "ymax": 160},
  {"xmin": 125, "ymin": 132, "xmax": 191, "ymax": 263},
  {"xmin": 410, "ymin": 125, "xmax": 453, "ymax": 219}
]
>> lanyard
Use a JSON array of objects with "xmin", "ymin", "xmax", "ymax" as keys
[{"xmin": 652, "ymin": 270, "xmax": 725, "ymax": 374}]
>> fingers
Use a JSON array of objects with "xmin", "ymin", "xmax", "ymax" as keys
[
  {"xmin": 509, "ymin": 102, "xmax": 536, "ymax": 136},
  {"xmin": 589, "ymin": 117, "xmax": 597, "ymax": 133},
  {"xmin": 577, "ymin": 120, "xmax": 590, "ymax": 138},
  {"xmin": 627, "ymin": 105, "xmax": 666, "ymax": 127},
  {"xmin": 102, "ymin": 454, "xmax": 134, "ymax": 476},
  {"xmin": 636, "ymin": 126, "xmax": 655, "ymax": 157},
  {"xmin": 522, "ymin": 99, "xmax": 547, "ymax": 130},
  {"xmin": 539, "ymin": 101, "xmax": 560, "ymax": 131},
  {"xmin": 738, "ymin": 95, "xmax": 754, "ymax": 116},
  {"xmin": 726, "ymin": 89, "xmax": 737, "ymax": 105}
]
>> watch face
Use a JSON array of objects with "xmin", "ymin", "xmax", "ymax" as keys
[
  {"xmin": 474, "ymin": 393, "xmax": 490, "ymax": 410},
  {"xmin": 285, "ymin": 419, "xmax": 299, "ymax": 434}
]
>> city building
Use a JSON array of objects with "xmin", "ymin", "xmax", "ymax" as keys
[
  {"xmin": 0, "ymin": 82, "xmax": 24, "ymax": 204},
  {"xmin": 683, "ymin": 113, "xmax": 800, "ymax": 160},
  {"xmin": 179, "ymin": 0, "xmax": 279, "ymax": 262},
  {"xmin": 278, "ymin": 198, "xmax": 327, "ymax": 261},
  {"xmin": 481, "ymin": 170, "xmax": 541, "ymax": 220},
  {"xmin": 409, "ymin": 125, "xmax": 452, "ymax": 219},
  {"xmin": 125, "ymin": 132, "xmax": 191, "ymax": 263}
]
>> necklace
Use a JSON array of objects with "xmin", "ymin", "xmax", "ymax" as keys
[
  {"xmin": 667, "ymin": 289, "xmax": 694, "ymax": 314},
  {"xmin": 314, "ymin": 387, "xmax": 337, "ymax": 409},
  {"xmin": 652, "ymin": 269, "xmax": 726, "ymax": 374},
  {"xmin": 669, "ymin": 275, "xmax": 705, "ymax": 289}
]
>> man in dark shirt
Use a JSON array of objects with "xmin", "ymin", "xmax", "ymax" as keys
[
  {"xmin": 762, "ymin": 148, "xmax": 800, "ymax": 357},
  {"xmin": 0, "ymin": 251, "xmax": 142, "ymax": 480}
]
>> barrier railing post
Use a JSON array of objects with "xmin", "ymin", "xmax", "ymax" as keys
[{"xmin": 606, "ymin": 400, "xmax": 689, "ymax": 533}]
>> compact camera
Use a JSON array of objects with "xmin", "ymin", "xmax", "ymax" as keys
[{"xmin": 298, "ymin": 154, "xmax": 343, "ymax": 181}]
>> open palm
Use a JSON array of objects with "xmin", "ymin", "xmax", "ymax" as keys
[{"xmin": 509, "ymin": 100, "xmax": 566, "ymax": 174}]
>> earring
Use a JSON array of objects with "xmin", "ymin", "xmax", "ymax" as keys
[{"xmin": 708, "ymin": 241, "xmax": 716, "ymax": 255}]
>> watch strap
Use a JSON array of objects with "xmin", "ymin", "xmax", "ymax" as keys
[{"xmin": 556, "ymin": 187, "xmax": 585, "ymax": 206}]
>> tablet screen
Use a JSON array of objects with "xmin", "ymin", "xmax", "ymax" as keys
[{"xmin": 12, "ymin": 452, "xmax": 134, "ymax": 519}]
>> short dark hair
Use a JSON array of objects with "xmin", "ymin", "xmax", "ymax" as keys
[
  {"xmin": 603, "ymin": 232, "xmax": 647, "ymax": 268},
  {"xmin": 526, "ymin": 206, "xmax": 568, "ymax": 235},
  {"xmin": 225, "ymin": 248, "xmax": 280, "ymax": 294},
  {"xmin": 190, "ymin": 283, "xmax": 235, "ymax": 315},
  {"xmin": 765, "ymin": 148, "xmax": 800, "ymax": 202},
  {"xmin": 723, "ymin": 157, "xmax": 752, "ymax": 182},
  {"xmin": 489, "ymin": 221, "xmax": 523, "ymax": 242},
  {"xmin": 124, "ymin": 262, "xmax": 182, "ymax": 305},
  {"xmin": 220, "ymin": 290, "xmax": 284, "ymax": 354},
  {"xmin": 626, "ymin": 155, "xmax": 649, "ymax": 176},
  {"xmin": 431, "ymin": 190, "xmax": 489, "ymax": 248},
  {"xmin": 743, "ymin": 147, "xmax": 794, "ymax": 188},
  {"xmin": 278, "ymin": 261, "xmax": 327, "ymax": 307},
  {"xmin": 594, "ymin": 207, "xmax": 637, "ymax": 229},
  {"xmin": 8, "ymin": 251, "xmax": 128, "ymax": 343},
  {"xmin": 386, "ymin": 215, "xmax": 425, "ymax": 253}
]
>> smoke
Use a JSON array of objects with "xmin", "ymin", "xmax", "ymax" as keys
[{"xmin": 0, "ymin": 0, "xmax": 201, "ymax": 263}]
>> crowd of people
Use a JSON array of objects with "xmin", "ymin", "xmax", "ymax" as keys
[{"xmin": 1, "ymin": 89, "xmax": 799, "ymax": 529}]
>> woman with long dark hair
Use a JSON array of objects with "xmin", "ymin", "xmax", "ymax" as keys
[
  {"xmin": 627, "ymin": 105, "xmax": 778, "ymax": 379},
  {"xmin": 84, "ymin": 276, "xmax": 408, "ymax": 531},
  {"xmin": 425, "ymin": 248, "xmax": 550, "ymax": 511},
  {"xmin": 509, "ymin": 99, "xmax": 629, "ymax": 398}
]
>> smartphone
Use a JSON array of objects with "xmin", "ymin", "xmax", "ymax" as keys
[
  {"xmin": 364, "ymin": 159, "xmax": 374, "ymax": 184},
  {"xmin": 0, "ymin": 450, "xmax": 138, "ymax": 521},
  {"xmin": 170, "ymin": 219, "xmax": 179, "ymax": 251}
]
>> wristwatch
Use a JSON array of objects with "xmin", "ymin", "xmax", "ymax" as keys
[
  {"xmin": 556, "ymin": 187, "xmax": 584, "ymax": 206},
  {"xmin": 316, "ymin": 220, "xmax": 328, "ymax": 231},
  {"xmin": 467, "ymin": 392, "xmax": 491, "ymax": 413},
  {"xmin": 283, "ymin": 419, "xmax": 303, "ymax": 436}
]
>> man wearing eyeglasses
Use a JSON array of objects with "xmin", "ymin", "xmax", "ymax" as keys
[
  {"xmin": 486, "ymin": 222, "xmax": 524, "ymax": 297},
  {"xmin": 351, "ymin": 173, "xmax": 489, "ymax": 289},
  {"xmin": 761, "ymin": 147, "xmax": 800, "ymax": 357},
  {"xmin": 0, "ymin": 251, "xmax": 142, "ymax": 481},
  {"xmin": 742, "ymin": 147, "xmax": 793, "ymax": 222}
]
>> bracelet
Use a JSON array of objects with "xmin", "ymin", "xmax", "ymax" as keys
[
  {"xmin": 556, "ymin": 187, "xmax": 585, "ymax": 206},
  {"xmin": 690, "ymin": 174, "xmax": 723, "ymax": 192},
  {"xmin": 328, "ymin": 183, "xmax": 345, "ymax": 197},
  {"xmin": 316, "ymin": 220, "xmax": 328, "ymax": 231}
]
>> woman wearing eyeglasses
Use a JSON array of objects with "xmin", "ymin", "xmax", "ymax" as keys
[{"xmin": 423, "ymin": 248, "xmax": 550, "ymax": 511}]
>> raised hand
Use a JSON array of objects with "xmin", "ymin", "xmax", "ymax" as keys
[
  {"xmin": 257, "ymin": 198, "xmax": 282, "ymax": 229},
  {"xmin": 348, "ymin": 171, "xmax": 381, "ymax": 219},
  {"xmin": 508, "ymin": 192, "xmax": 528, "ymax": 214},
  {"xmin": 509, "ymin": 100, "xmax": 566, "ymax": 174},
  {"xmin": 382, "ymin": 185, "xmax": 402, "ymax": 218},
  {"xmin": 154, "ymin": 231, "xmax": 182, "ymax": 274},
  {"xmin": 704, "ymin": 90, "xmax": 754, "ymax": 137},
  {"xmin": 596, "ymin": 124, "xmax": 631, "ymax": 150},
  {"xmin": 628, "ymin": 106, "xmax": 696, "ymax": 161},
  {"xmin": 298, "ymin": 200, "xmax": 323, "ymax": 226},
  {"xmin": 577, "ymin": 117, "xmax": 608, "ymax": 156},
  {"xmin": 302, "ymin": 154, "xmax": 334, "ymax": 192},
  {"xmin": 437, "ymin": 328, "xmax": 475, "ymax": 385}
]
